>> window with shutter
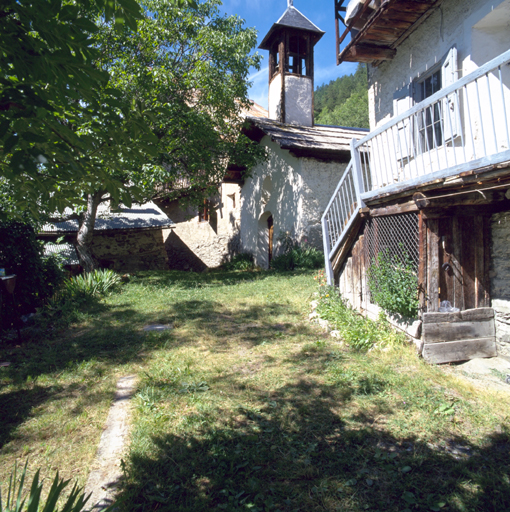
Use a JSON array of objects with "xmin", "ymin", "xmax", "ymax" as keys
[
  {"xmin": 393, "ymin": 84, "xmax": 413, "ymax": 160},
  {"xmin": 413, "ymin": 46, "xmax": 459, "ymax": 152}
]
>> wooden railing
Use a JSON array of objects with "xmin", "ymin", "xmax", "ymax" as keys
[{"xmin": 321, "ymin": 143, "xmax": 365, "ymax": 285}]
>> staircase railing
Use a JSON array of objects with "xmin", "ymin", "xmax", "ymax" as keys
[
  {"xmin": 322, "ymin": 49, "xmax": 510, "ymax": 286},
  {"xmin": 321, "ymin": 141, "xmax": 365, "ymax": 285}
]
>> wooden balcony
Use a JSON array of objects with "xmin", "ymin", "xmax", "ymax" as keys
[{"xmin": 335, "ymin": 0, "xmax": 443, "ymax": 64}]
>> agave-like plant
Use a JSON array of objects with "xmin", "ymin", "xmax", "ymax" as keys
[
  {"xmin": 64, "ymin": 269, "xmax": 121, "ymax": 299},
  {"xmin": 0, "ymin": 461, "xmax": 96, "ymax": 512}
]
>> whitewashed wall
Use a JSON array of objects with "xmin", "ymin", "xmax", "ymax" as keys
[
  {"xmin": 269, "ymin": 74, "xmax": 282, "ymax": 121},
  {"xmin": 365, "ymin": 0, "xmax": 510, "ymax": 185},
  {"xmin": 285, "ymin": 76, "xmax": 313, "ymax": 126},
  {"xmin": 240, "ymin": 136, "xmax": 347, "ymax": 268},
  {"xmin": 368, "ymin": 0, "xmax": 509, "ymax": 128}
]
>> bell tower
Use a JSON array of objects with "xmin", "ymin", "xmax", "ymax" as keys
[{"xmin": 259, "ymin": 0, "xmax": 324, "ymax": 127}]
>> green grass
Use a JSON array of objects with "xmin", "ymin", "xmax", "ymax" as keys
[{"xmin": 1, "ymin": 269, "xmax": 509, "ymax": 511}]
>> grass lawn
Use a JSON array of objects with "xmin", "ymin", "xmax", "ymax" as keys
[{"xmin": 1, "ymin": 269, "xmax": 509, "ymax": 511}]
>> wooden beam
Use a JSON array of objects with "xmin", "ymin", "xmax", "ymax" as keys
[
  {"xmin": 367, "ymin": 200, "xmax": 418, "ymax": 217},
  {"xmin": 343, "ymin": 44, "xmax": 396, "ymax": 62},
  {"xmin": 426, "ymin": 219, "xmax": 440, "ymax": 312},
  {"xmin": 390, "ymin": 0, "xmax": 443, "ymax": 49},
  {"xmin": 451, "ymin": 216, "xmax": 464, "ymax": 311},
  {"xmin": 418, "ymin": 212, "xmax": 427, "ymax": 316},
  {"xmin": 332, "ymin": 216, "xmax": 364, "ymax": 279},
  {"xmin": 422, "ymin": 338, "xmax": 497, "ymax": 364},
  {"xmin": 337, "ymin": 0, "xmax": 439, "ymax": 65}
]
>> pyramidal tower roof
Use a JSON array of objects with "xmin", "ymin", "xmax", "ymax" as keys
[{"xmin": 259, "ymin": 1, "xmax": 325, "ymax": 50}]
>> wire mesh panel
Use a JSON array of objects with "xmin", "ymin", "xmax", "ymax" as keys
[{"xmin": 364, "ymin": 213, "xmax": 419, "ymax": 303}]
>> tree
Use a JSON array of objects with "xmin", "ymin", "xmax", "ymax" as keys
[
  {"xmin": 314, "ymin": 64, "xmax": 369, "ymax": 129},
  {"xmin": 0, "ymin": 0, "xmax": 193, "ymax": 219},
  {"xmin": 72, "ymin": 0, "xmax": 264, "ymax": 270}
]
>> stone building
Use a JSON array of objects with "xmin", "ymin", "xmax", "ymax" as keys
[
  {"xmin": 240, "ymin": 1, "xmax": 367, "ymax": 268},
  {"xmin": 323, "ymin": 0, "xmax": 510, "ymax": 361},
  {"xmin": 40, "ymin": 202, "xmax": 174, "ymax": 272}
]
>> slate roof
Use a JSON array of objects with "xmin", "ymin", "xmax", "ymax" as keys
[
  {"xmin": 259, "ymin": 5, "xmax": 325, "ymax": 50},
  {"xmin": 243, "ymin": 117, "xmax": 369, "ymax": 162},
  {"xmin": 41, "ymin": 202, "xmax": 175, "ymax": 233}
]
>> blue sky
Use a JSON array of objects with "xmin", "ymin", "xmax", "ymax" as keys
[{"xmin": 218, "ymin": 0, "xmax": 357, "ymax": 109}]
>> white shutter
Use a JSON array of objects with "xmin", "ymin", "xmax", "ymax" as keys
[
  {"xmin": 441, "ymin": 46, "xmax": 459, "ymax": 142},
  {"xmin": 393, "ymin": 84, "xmax": 413, "ymax": 160}
]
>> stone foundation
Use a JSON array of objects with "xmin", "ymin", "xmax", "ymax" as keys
[{"xmin": 490, "ymin": 211, "xmax": 510, "ymax": 357}]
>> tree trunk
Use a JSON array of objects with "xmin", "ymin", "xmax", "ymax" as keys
[{"xmin": 76, "ymin": 191, "xmax": 104, "ymax": 272}]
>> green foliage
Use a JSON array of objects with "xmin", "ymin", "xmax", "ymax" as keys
[
  {"xmin": 0, "ymin": 460, "xmax": 91, "ymax": 512},
  {"xmin": 0, "ymin": 222, "xmax": 66, "ymax": 330},
  {"xmin": 316, "ymin": 284, "xmax": 406, "ymax": 351},
  {"xmin": 270, "ymin": 240, "xmax": 324, "ymax": 272},
  {"xmin": 64, "ymin": 270, "xmax": 122, "ymax": 299},
  {"xmin": 0, "ymin": 0, "xmax": 150, "ymax": 218},
  {"xmin": 35, "ymin": 270, "xmax": 121, "ymax": 332},
  {"xmin": 221, "ymin": 253, "xmax": 255, "ymax": 272},
  {"xmin": 314, "ymin": 64, "xmax": 369, "ymax": 128},
  {"xmin": 96, "ymin": 0, "xmax": 264, "ymax": 208},
  {"xmin": 0, "ymin": 0, "xmax": 229, "ymax": 220},
  {"xmin": 367, "ymin": 248, "xmax": 419, "ymax": 318}
]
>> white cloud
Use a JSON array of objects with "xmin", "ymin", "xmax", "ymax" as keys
[{"xmin": 247, "ymin": 65, "xmax": 269, "ymax": 109}]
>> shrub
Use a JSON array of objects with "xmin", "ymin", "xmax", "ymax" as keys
[
  {"xmin": 366, "ymin": 248, "xmax": 419, "ymax": 318},
  {"xmin": 271, "ymin": 242, "xmax": 324, "ymax": 271},
  {"xmin": 1, "ymin": 461, "xmax": 94, "ymax": 512},
  {"xmin": 35, "ymin": 269, "xmax": 121, "ymax": 332},
  {"xmin": 221, "ymin": 253, "xmax": 255, "ymax": 271},
  {"xmin": 0, "ymin": 221, "xmax": 66, "ymax": 330},
  {"xmin": 316, "ymin": 284, "xmax": 406, "ymax": 351}
]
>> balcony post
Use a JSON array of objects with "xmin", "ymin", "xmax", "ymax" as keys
[
  {"xmin": 321, "ymin": 215, "xmax": 334, "ymax": 286},
  {"xmin": 350, "ymin": 139, "xmax": 365, "ymax": 208}
]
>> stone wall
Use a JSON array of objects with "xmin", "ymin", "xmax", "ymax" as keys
[
  {"xmin": 41, "ymin": 228, "xmax": 172, "ymax": 272},
  {"xmin": 490, "ymin": 210, "xmax": 510, "ymax": 358},
  {"xmin": 157, "ymin": 182, "xmax": 242, "ymax": 271},
  {"xmin": 90, "ymin": 228, "xmax": 171, "ymax": 271}
]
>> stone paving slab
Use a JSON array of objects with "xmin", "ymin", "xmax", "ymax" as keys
[{"xmin": 84, "ymin": 375, "xmax": 137, "ymax": 511}]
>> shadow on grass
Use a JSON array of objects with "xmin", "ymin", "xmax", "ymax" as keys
[
  {"xmin": 0, "ymin": 271, "xmax": 315, "ymax": 449},
  {"xmin": 117, "ymin": 370, "xmax": 510, "ymax": 512}
]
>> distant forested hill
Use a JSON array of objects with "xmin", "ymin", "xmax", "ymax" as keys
[{"xmin": 314, "ymin": 64, "xmax": 369, "ymax": 129}]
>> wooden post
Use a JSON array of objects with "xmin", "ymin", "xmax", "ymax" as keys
[
  {"xmin": 418, "ymin": 212, "xmax": 427, "ymax": 316},
  {"xmin": 279, "ymin": 38, "xmax": 286, "ymax": 124},
  {"xmin": 461, "ymin": 217, "xmax": 476, "ymax": 310},
  {"xmin": 483, "ymin": 215, "xmax": 491, "ymax": 307},
  {"xmin": 452, "ymin": 216, "xmax": 464, "ymax": 311},
  {"xmin": 322, "ymin": 216, "xmax": 334, "ymax": 286},
  {"xmin": 474, "ymin": 215, "xmax": 488, "ymax": 308},
  {"xmin": 350, "ymin": 139, "xmax": 365, "ymax": 207},
  {"xmin": 427, "ymin": 219, "xmax": 440, "ymax": 312}
]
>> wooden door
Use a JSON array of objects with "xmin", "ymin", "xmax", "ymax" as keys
[{"xmin": 422, "ymin": 213, "xmax": 490, "ymax": 312}]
